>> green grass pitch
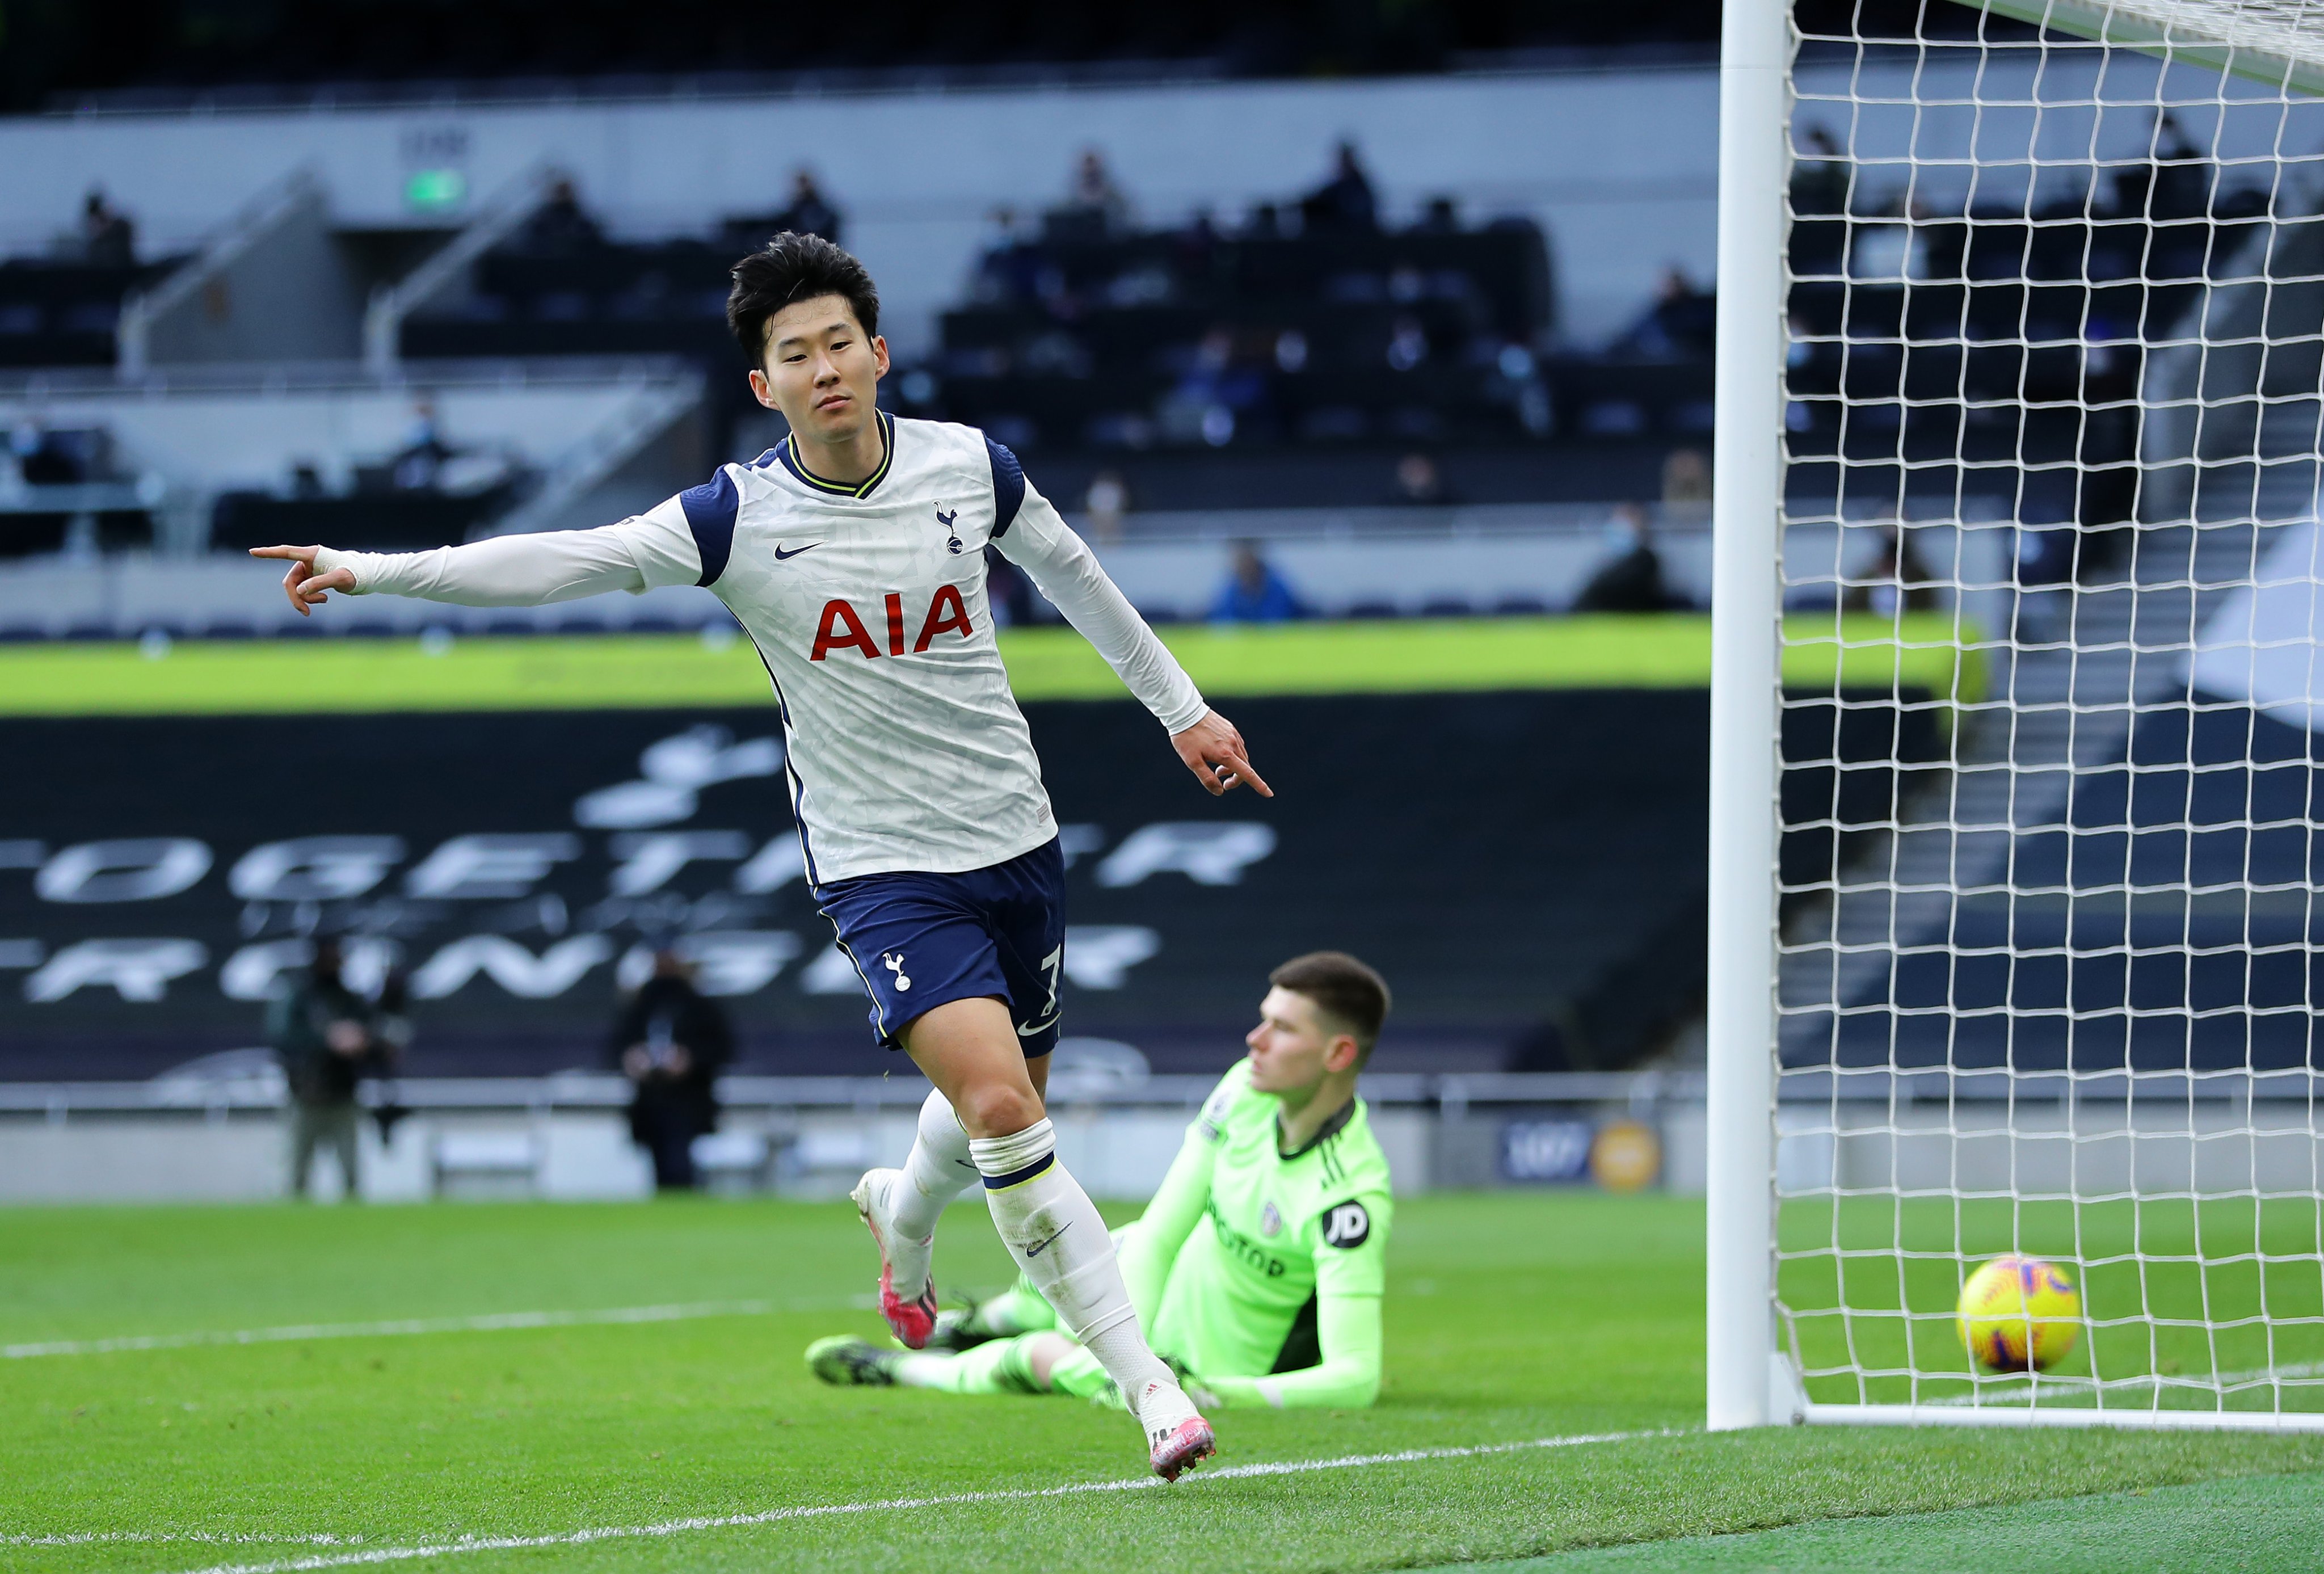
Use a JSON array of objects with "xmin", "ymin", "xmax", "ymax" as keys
[
  {"xmin": 1780, "ymin": 1196, "xmax": 2324, "ymax": 1412},
  {"xmin": 6, "ymin": 1192, "xmax": 2323, "ymax": 1573},
  {"xmin": 0, "ymin": 615, "xmax": 1975, "ymax": 714}
]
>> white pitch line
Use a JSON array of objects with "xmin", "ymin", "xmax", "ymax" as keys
[
  {"xmin": 1918, "ymin": 1358, "xmax": 2324, "ymax": 1408},
  {"xmin": 3, "ymin": 1298, "xmax": 869, "ymax": 1361},
  {"xmin": 1, "ymin": 1533, "xmax": 361, "ymax": 1551},
  {"xmin": 148, "ymin": 1429, "xmax": 1670, "ymax": 1574}
]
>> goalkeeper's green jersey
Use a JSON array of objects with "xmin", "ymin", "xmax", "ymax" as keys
[{"xmin": 1116, "ymin": 1058, "xmax": 1394, "ymax": 1409}]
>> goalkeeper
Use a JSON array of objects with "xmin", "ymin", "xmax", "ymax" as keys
[{"xmin": 807, "ymin": 952, "xmax": 1393, "ymax": 1410}]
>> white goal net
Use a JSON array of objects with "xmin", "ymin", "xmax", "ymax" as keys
[{"xmin": 1708, "ymin": 0, "xmax": 2324, "ymax": 1431}]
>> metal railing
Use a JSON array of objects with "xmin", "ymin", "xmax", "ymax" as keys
[
  {"xmin": 363, "ymin": 165, "xmax": 562, "ymax": 375},
  {"xmin": 0, "ymin": 1068, "xmax": 1706, "ymax": 1121}
]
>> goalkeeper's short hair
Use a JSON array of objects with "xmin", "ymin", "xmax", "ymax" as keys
[{"xmin": 1269, "ymin": 952, "xmax": 1391, "ymax": 1057}]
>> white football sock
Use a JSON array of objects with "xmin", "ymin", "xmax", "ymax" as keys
[
  {"xmin": 896, "ymin": 1089, "xmax": 978, "ymax": 1239},
  {"xmin": 969, "ymin": 1118, "xmax": 1188, "ymax": 1428},
  {"xmin": 881, "ymin": 1090, "xmax": 979, "ymax": 1297}
]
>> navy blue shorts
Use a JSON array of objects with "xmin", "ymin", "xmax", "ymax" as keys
[{"xmin": 812, "ymin": 837, "xmax": 1067, "ymax": 1056}]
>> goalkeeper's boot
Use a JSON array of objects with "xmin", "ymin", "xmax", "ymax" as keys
[
  {"xmin": 851, "ymin": 1168, "xmax": 938, "ymax": 1349},
  {"xmin": 806, "ymin": 1336, "xmax": 900, "ymax": 1388},
  {"xmin": 925, "ymin": 1298, "xmax": 1001, "ymax": 1353},
  {"xmin": 1135, "ymin": 1378, "xmax": 1217, "ymax": 1482}
]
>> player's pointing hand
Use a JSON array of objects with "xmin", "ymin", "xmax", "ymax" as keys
[
  {"xmin": 1172, "ymin": 710, "xmax": 1273, "ymax": 798},
  {"xmin": 250, "ymin": 544, "xmax": 356, "ymax": 617}
]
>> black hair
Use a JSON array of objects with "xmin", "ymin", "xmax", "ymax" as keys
[
  {"xmin": 726, "ymin": 232, "xmax": 881, "ymax": 365},
  {"xmin": 1269, "ymin": 951, "xmax": 1392, "ymax": 1056}
]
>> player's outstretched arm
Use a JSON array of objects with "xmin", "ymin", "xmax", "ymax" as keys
[
  {"xmin": 1201, "ymin": 1287, "xmax": 1383, "ymax": 1410},
  {"xmin": 993, "ymin": 482, "xmax": 1272, "ymax": 798},
  {"xmin": 1202, "ymin": 1188, "xmax": 1391, "ymax": 1409},
  {"xmin": 250, "ymin": 526, "xmax": 659, "ymax": 617},
  {"xmin": 1171, "ymin": 710, "xmax": 1272, "ymax": 799},
  {"xmin": 251, "ymin": 544, "xmax": 355, "ymax": 615},
  {"xmin": 1117, "ymin": 1099, "xmax": 1225, "ymax": 1324}
]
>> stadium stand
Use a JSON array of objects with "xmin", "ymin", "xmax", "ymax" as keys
[
  {"xmin": 0, "ymin": 361, "xmax": 706, "ymax": 569},
  {"xmin": 0, "ymin": 255, "xmax": 182, "ymax": 369},
  {"xmin": 1781, "ymin": 169, "xmax": 2324, "ymax": 1085},
  {"xmin": 1785, "ymin": 107, "xmax": 2277, "ymax": 554},
  {"xmin": 398, "ymin": 187, "xmax": 743, "ymax": 370},
  {"xmin": 0, "ymin": 2, "xmax": 1725, "ymax": 114},
  {"xmin": 924, "ymin": 210, "xmax": 1556, "ymax": 454}
]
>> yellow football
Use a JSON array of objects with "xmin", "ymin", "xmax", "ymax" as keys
[{"xmin": 1956, "ymin": 1253, "xmax": 2081, "ymax": 1372}]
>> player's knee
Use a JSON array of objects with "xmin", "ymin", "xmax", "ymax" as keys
[{"xmin": 954, "ymin": 1081, "xmax": 1044, "ymax": 1139}]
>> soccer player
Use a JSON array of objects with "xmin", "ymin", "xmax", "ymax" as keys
[
  {"xmin": 249, "ymin": 233, "xmax": 1270, "ymax": 1480},
  {"xmin": 809, "ymin": 953, "xmax": 1393, "ymax": 1413}
]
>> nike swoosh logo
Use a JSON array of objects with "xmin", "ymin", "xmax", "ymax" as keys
[
  {"xmin": 1016, "ymin": 1015, "xmax": 1060, "ymax": 1039},
  {"xmin": 773, "ymin": 543, "xmax": 823, "ymax": 560},
  {"xmin": 1024, "ymin": 1224, "xmax": 1068, "ymax": 1259}
]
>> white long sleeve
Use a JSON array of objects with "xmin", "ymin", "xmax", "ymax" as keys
[
  {"xmin": 313, "ymin": 518, "xmax": 694, "ymax": 607},
  {"xmin": 993, "ymin": 486, "xmax": 1209, "ymax": 734}
]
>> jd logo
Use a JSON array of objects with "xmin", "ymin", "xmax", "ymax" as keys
[
  {"xmin": 936, "ymin": 506, "xmax": 962, "ymax": 555},
  {"xmin": 1323, "ymin": 1201, "xmax": 1371, "ymax": 1249},
  {"xmin": 883, "ymin": 952, "xmax": 912, "ymax": 992}
]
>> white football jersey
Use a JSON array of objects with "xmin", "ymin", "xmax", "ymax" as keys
[{"xmin": 597, "ymin": 413, "xmax": 1205, "ymax": 883}]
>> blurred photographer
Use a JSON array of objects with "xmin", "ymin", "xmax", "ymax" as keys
[
  {"xmin": 267, "ymin": 937, "xmax": 376, "ymax": 1201},
  {"xmin": 612, "ymin": 949, "xmax": 735, "ymax": 1190},
  {"xmin": 364, "ymin": 967, "xmax": 414, "ymax": 1143}
]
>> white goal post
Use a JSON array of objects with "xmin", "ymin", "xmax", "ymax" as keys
[{"xmin": 1708, "ymin": 0, "xmax": 2324, "ymax": 1432}]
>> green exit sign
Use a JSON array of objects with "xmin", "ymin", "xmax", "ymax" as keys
[{"xmin": 403, "ymin": 169, "xmax": 468, "ymax": 213}]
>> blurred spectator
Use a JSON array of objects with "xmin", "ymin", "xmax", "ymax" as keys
[
  {"xmin": 1393, "ymin": 452, "xmax": 1451, "ymax": 506},
  {"xmin": 612, "ymin": 949, "xmax": 734, "ymax": 1192},
  {"xmin": 1211, "ymin": 541, "xmax": 1305, "ymax": 623},
  {"xmin": 986, "ymin": 545, "xmax": 1044, "ymax": 626},
  {"xmin": 775, "ymin": 169, "xmax": 844, "ymax": 244},
  {"xmin": 390, "ymin": 400, "xmax": 454, "ymax": 491},
  {"xmin": 1790, "ymin": 126, "xmax": 1850, "ymax": 217},
  {"xmin": 1574, "ymin": 504, "xmax": 1683, "ymax": 613},
  {"xmin": 971, "ymin": 207, "xmax": 1043, "ymax": 304},
  {"xmin": 1244, "ymin": 201, "xmax": 1286, "ymax": 239},
  {"xmin": 1386, "ymin": 315, "xmax": 1429, "ymax": 371},
  {"xmin": 1661, "ymin": 447, "xmax": 1712, "ymax": 523},
  {"xmin": 1302, "ymin": 140, "xmax": 1379, "ymax": 232},
  {"xmin": 1050, "ymin": 148, "xmax": 1132, "ymax": 241},
  {"xmin": 1173, "ymin": 207, "xmax": 1222, "ymax": 275},
  {"xmin": 521, "ymin": 177, "xmax": 603, "ymax": 255},
  {"xmin": 985, "ymin": 205, "xmax": 1030, "ymax": 250},
  {"xmin": 10, "ymin": 420, "xmax": 83, "ymax": 486},
  {"xmin": 2111, "ymin": 110, "xmax": 2210, "ymax": 222},
  {"xmin": 80, "ymin": 188, "xmax": 136, "ymax": 267},
  {"xmin": 1616, "ymin": 268, "xmax": 1716, "ymax": 358},
  {"xmin": 1847, "ymin": 519, "xmax": 1937, "ymax": 615},
  {"xmin": 365, "ymin": 967, "xmax": 413, "ymax": 1143},
  {"xmin": 1273, "ymin": 328, "xmax": 1309, "ymax": 373},
  {"xmin": 268, "ymin": 937, "xmax": 375, "ymax": 1201},
  {"xmin": 1084, "ymin": 469, "xmax": 1129, "ymax": 542},
  {"xmin": 1414, "ymin": 195, "xmax": 1462, "ymax": 234},
  {"xmin": 1162, "ymin": 325, "xmax": 1265, "ymax": 445}
]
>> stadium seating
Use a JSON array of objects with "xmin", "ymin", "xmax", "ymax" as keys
[
  {"xmin": 925, "ymin": 221, "xmax": 1559, "ymax": 454},
  {"xmin": 1786, "ymin": 150, "xmax": 2278, "ymax": 539},
  {"xmin": 401, "ymin": 238, "xmax": 738, "ymax": 365},
  {"xmin": 0, "ymin": 258, "xmax": 183, "ymax": 368},
  {"xmin": 1830, "ymin": 698, "xmax": 2324, "ymax": 1076}
]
